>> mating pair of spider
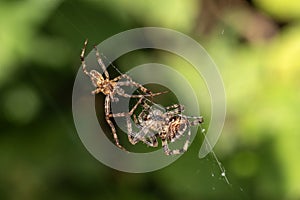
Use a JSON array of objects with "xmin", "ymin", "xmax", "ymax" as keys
[{"xmin": 80, "ymin": 40, "xmax": 203, "ymax": 155}]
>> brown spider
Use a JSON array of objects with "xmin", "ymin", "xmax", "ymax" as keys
[
  {"xmin": 130, "ymin": 102, "xmax": 204, "ymax": 155},
  {"xmin": 80, "ymin": 39, "xmax": 165, "ymax": 151}
]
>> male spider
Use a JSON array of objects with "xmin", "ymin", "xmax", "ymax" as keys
[
  {"xmin": 129, "ymin": 102, "xmax": 204, "ymax": 155},
  {"xmin": 80, "ymin": 39, "xmax": 165, "ymax": 151}
]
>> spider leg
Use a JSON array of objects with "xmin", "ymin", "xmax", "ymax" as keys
[
  {"xmin": 162, "ymin": 138, "xmax": 173, "ymax": 155},
  {"xmin": 139, "ymin": 136, "xmax": 158, "ymax": 147},
  {"xmin": 116, "ymin": 88, "xmax": 167, "ymax": 99},
  {"xmin": 109, "ymin": 97, "xmax": 143, "ymax": 118},
  {"xmin": 126, "ymin": 116, "xmax": 148, "ymax": 146},
  {"xmin": 139, "ymin": 102, "xmax": 151, "ymax": 122},
  {"xmin": 107, "ymin": 97, "xmax": 144, "ymax": 146},
  {"xmin": 189, "ymin": 116, "xmax": 204, "ymax": 126},
  {"xmin": 126, "ymin": 115, "xmax": 137, "ymax": 145},
  {"xmin": 91, "ymin": 88, "xmax": 102, "ymax": 95},
  {"xmin": 110, "ymin": 97, "xmax": 157, "ymax": 148},
  {"xmin": 116, "ymin": 74, "xmax": 151, "ymax": 94},
  {"xmin": 133, "ymin": 114, "xmax": 139, "ymax": 125},
  {"xmin": 143, "ymin": 134, "xmax": 158, "ymax": 147},
  {"xmin": 129, "ymin": 128, "xmax": 158, "ymax": 147},
  {"xmin": 182, "ymin": 128, "xmax": 192, "ymax": 153},
  {"xmin": 165, "ymin": 104, "xmax": 181, "ymax": 110},
  {"xmin": 131, "ymin": 119, "xmax": 158, "ymax": 146},
  {"xmin": 165, "ymin": 104, "xmax": 185, "ymax": 115},
  {"xmin": 132, "ymin": 114, "xmax": 143, "ymax": 142},
  {"xmin": 116, "ymin": 74, "xmax": 169, "ymax": 102},
  {"xmin": 126, "ymin": 118, "xmax": 158, "ymax": 147},
  {"xmin": 115, "ymin": 79, "xmax": 168, "ymax": 101},
  {"xmin": 127, "ymin": 103, "xmax": 158, "ymax": 146},
  {"xmin": 80, "ymin": 39, "xmax": 90, "ymax": 76},
  {"xmin": 104, "ymin": 96, "xmax": 127, "ymax": 151},
  {"xmin": 94, "ymin": 45, "xmax": 110, "ymax": 79},
  {"xmin": 119, "ymin": 93, "xmax": 166, "ymax": 98},
  {"xmin": 128, "ymin": 133, "xmax": 159, "ymax": 147},
  {"xmin": 111, "ymin": 74, "xmax": 129, "ymax": 82},
  {"xmin": 162, "ymin": 128, "xmax": 191, "ymax": 155}
]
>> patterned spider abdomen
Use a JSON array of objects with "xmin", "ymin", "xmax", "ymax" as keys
[{"xmin": 167, "ymin": 116, "xmax": 188, "ymax": 142}]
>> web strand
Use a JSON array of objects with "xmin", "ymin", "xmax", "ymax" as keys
[{"xmin": 201, "ymin": 129, "xmax": 231, "ymax": 185}]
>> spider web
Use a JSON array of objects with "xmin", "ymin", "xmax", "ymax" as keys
[{"xmin": 101, "ymin": 53, "xmax": 231, "ymax": 185}]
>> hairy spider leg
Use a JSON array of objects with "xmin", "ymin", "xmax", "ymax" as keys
[
  {"xmin": 105, "ymin": 97, "xmax": 144, "ymax": 150},
  {"xmin": 80, "ymin": 39, "xmax": 90, "ymax": 76},
  {"xmin": 94, "ymin": 45, "xmax": 110, "ymax": 79}
]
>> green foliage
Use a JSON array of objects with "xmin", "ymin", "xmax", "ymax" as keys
[{"xmin": 1, "ymin": 0, "xmax": 300, "ymax": 199}]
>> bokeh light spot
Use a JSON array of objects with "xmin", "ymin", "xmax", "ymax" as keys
[
  {"xmin": 3, "ymin": 86, "xmax": 41, "ymax": 125},
  {"xmin": 231, "ymin": 151, "xmax": 259, "ymax": 178}
]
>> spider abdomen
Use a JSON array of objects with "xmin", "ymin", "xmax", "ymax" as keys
[{"xmin": 166, "ymin": 117, "xmax": 187, "ymax": 142}]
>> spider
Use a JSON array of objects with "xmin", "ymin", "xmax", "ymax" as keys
[
  {"xmin": 128, "ymin": 101, "xmax": 204, "ymax": 155},
  {"xmin": 80, "ymin": 39, "xmax": 165, "ymax": 151}
]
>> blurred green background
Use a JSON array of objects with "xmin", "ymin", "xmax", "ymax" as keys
[{"xmin": 1, "ymin": 0, "xmax": 300, "ymax": 199}]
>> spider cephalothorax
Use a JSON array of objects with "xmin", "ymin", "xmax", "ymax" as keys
[{"xmin": 89, "ymin": 70, "xmax": 116, "ymax": 95}]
